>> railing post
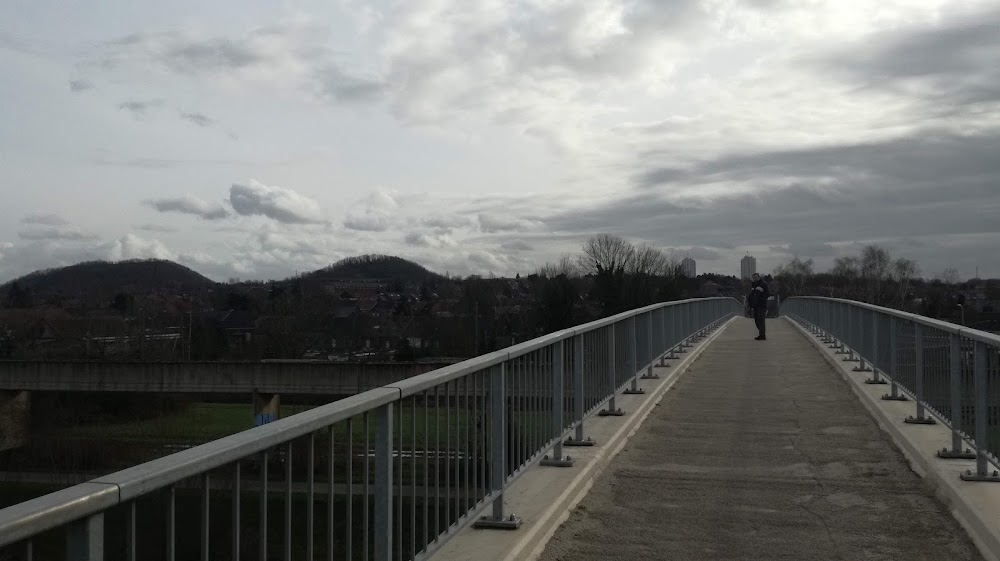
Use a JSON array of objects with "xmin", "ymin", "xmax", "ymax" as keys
[
  {"xmin": 905, "ymin": 324, "xmax": 935, "ymax": 425},
  {"xmin": 600, "ymin": 323, "xmax": 624, "ymax": 416},
  {"xmin": 476, "ymin": 363, "xmax": 523, "ymax": 527},
  {"xmin": 565, "ymin": 333, "xmax": 594, "ymax": 447},
  {"xmin": 881, "ymin": 317, "xmax": 907, "ymax": 402},
  {"xmin": 67, "ymin": 513, "xmax": 104, "ymax": 561},
  {"xmin": 625, "ymin": 316, "xmax": 644, "ymax": 395},
  {"xmin": 853, "ymin": 309, "xmax": 872, "ymax": 372},
  {"xmin": 657, "ymin": 308, "xmax": 667, "ymax": 366},
  {"xmin": 939, "ymin": 333, "xmax": 975, "ymax": 458},
  {"xmin": 668, "ymin": 306, "xmax": 682, "ymax": 357},
  {"xmin": 374, "ymin": 403, "xmax": 394, "ymax": 560},
  {"xmin": 835, "ymin": 304, "xmax": 849, "ymax": 354},
  {"xmin": 844, "ymin": 306, "xmax": 858, "ymax": 363},
  {"xmin": 643, "ymin": 311, "xmax": 659, "ymax": 379},
  {"xmin": 542, "ymin": 340, "xmax": 574, "ymax": 466},
  {"xmin": 866, "ymin": 311, "xmax": 886, "ymax": 384},
  {"xmin": 961, "ymin": 340, "xmax": 1000, "ymax": 481}
]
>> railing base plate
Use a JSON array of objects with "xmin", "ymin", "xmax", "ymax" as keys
[
  {"xmin": 904, "ymin": 416, "xmax": 936, "ymax": 425},
  {"xmin": 881, "ymin": 394, "xmax": 908, "ymax": 401},
  {"xmin": 864, "ymin": 378, "xmax": 887, "ymax": 385},
  {"xmin": 835, "ymin": 350, "xmax": 850, "ymax": 355},
  {"xmin": 852, "ymin": 367, "xmax": 873, "ymax": 372},
  {"xmin": 842, "ymin": 357, "xmax": 859, "ymax": 362},
  {"xmin": 599, "ymin": 408, "xmax": 625, "ymax": 417},
  {"xmin": 961, "ymin": 470, "xmax": 1000, "ymax": 482},
  {"xmin": 938, "ymin": 449, "xmax": 976, "ymax": 460},
  {"xmin": 564, "ymin": 437, "xmax": 596, "ymax": 447},
  {"xmin": 475, "ymin": 515, "xmax": 522, "ymax": 530},
  {"xmin": 540, "ymin": 455, "xmax": 575, "ymax": 467},
  {"xmin": 641, "ymin": 373, "xmax": 661, "ymax": 379},
  {"xmin": 623, "ymin": 388, "xmax": 645, "ymax": 395}
]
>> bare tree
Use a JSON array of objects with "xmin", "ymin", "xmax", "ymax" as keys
[
  {"xmin": 580, "ymin": 233, "xmax": 635, "ymax": 275},
  {"xmin": 893, "ymin": 258, "xmax": 920, "ymax": 307},
  {"xmin": 859, "ymin": 245, "xmax": 892, "ymax": 304},
  {"xmin": 629, "ymin": 243, "xmax": 670, "ymax": 276},
  {"xmin": 536, "ymin": 255, "xmax": 580, "ymax": 278},
  {"xmin": 937, "ymin": 267, "xmax": 960, "ymax": 285},
  {"xmin": 773, "ymin": 257, "xmax": 814, "ymax": 296}
]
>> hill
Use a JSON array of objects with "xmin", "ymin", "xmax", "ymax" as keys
[
  {"xmin": 1, "ymin": 259, "xmax": 215, "ymax": 298},
  {"xmin": 303, "ymin": 255, "xmax": 443, "ymax": 283}
]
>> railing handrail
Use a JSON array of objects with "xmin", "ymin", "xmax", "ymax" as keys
[
  {"xmin": 0, "ymin": 297, "xmax": 739, "ymax": 547},
  {"xmin": 787, "ymin": 296, "xmax": 1000, "ymax": 345}
]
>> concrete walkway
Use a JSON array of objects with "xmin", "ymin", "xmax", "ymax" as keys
[{"xmin": 537, "ymin": 318, "xmax": 984, "ymax": 561}]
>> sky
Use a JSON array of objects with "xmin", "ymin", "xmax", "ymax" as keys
[{"xmin": 1, "ymin": 0, "xmax": 998, "ymax": 283}]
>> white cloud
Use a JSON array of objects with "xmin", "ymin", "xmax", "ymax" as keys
[
  {"xmin": 344, "ymin": 190, "xmax": 400, "ymax": 232},
  {"xmin": 108, "ymin": 234, "xmax": 177, "ymax": 261},
  {"xmin": 229, "ymin": 180, "xmax": 325, "ymax": 224}
]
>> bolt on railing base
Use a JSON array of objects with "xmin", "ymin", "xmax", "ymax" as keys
[
  {"xmin": 641, "ymin": 373, "xmax": 661, "ymax": 379},
  {"xmin": 852, "ymin": 366, "xmax": 873, "ymax": 372},
  {"xmin": 564, "ymin": 437, "xmax": 596, "ymax": 447},
  {"xmin": 864, "ymin": 378, "xmax": 887, "ymax": 385},
  {"xmin": 904, "ymin": 416, "xmax": 936, "ymax": 425},
  {"xmin": 599, "ymin": 408, "xmax": 625, "ymax": 417},
  {"xmin": 961, "ymin": 470, "xmax": 1000, "ymax": 482},
  {"xmin": 623, "ymin": 388, "xmax": 645, "ymax": 395},
  {"xmin": 842, "ymin": 357, "xmax": 860, "ymax": 362},
  {"xmin": 835, "ymin": 349, "xmax": 851, "ymax": 355},
  {"xmin": 475, "ymin": 514, "xmax": 522, "ymax": 530},
  {"xmin": 938, "ymin": 448, "xmax": 976, "ymax": 460},
  {"xmin": 881, "ymin": 393, "xmax": 908, "ymax": 401},
  {"xmin": 540, "ymin": 455, "xmax": 575, "ymax": 468}
]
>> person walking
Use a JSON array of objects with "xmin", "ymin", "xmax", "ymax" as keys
[{"xmin": 746, "ymin": 273, "xmax": 770, "ymax": 340}]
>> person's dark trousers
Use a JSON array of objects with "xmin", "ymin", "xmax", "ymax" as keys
[{"xmin": 753, "ymin": 307, "xmax": 766, "ymax": 339}]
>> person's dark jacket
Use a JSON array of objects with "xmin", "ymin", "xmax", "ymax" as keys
[{"xmin": 747, "ymin": 279, "xmax": 770, "ymax": 310}]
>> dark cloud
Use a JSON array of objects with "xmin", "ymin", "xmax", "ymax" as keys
[
  {"xmin": 666, "ymin": 246, "xmax": 721, "ymax": 261},
  {"xmin": 501, "ymin": 240, "xmax": 533, "ymax": 252},
  {"xmin": 549, "ymin": 128, "xmax": 1000, "ymax": 272},
  {"xmin": 93, "ymin": 27, "xmax": 383, "ymax": 104},
  {"xmin": 478, "ymin": 213, "xmax": 536, "ymax": 233},
  {"xmin": 816, "ymin": 7, "xmax": 1000, "ymax": 108},
  {"xmin": 315, "ymin": 66, "xmax": 384, "ymax": 102},
  {"xmin": 17, "ymin": 228, "xmax": 99, "ymax": 242},
  {"xmin": 21, "ymin": 214, "xmax": 68, "ymax": 226},
  {"xmin": 69, "ymin": 79, "xmax": 92, "ymax": 93},
  {"xmin": 229, "ymin": 181, "xmax": 324, "ymax": 224},
  {"xmin": 137, "ymin": 224, "xmax": 179, "ymax": 233},
  {"xmin": 119, "ymin": 99, "xmax": 162, "ymax": 118},
  {"xmin": 770, "ymin": 243, "xmax": 837, "ymax": 258},
  {"xmin": 145, "ymin": 196, "xmax": 229, "ymax": 220},
  {"xmin": 179, "ymin": 111, "xmax": 215, "ymax": 127}
]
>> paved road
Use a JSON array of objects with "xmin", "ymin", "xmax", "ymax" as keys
[{"xmin": 539, "ymin": 318, "xmax": 984, "ymax": 561}]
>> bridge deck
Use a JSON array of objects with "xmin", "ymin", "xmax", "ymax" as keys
[{"xmin": 538, "ymin": 318, "xmax": 984, "ymax": 561}]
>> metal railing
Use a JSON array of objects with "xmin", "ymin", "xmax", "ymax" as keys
[
  {"xmin": 0, "ymin": 298, "xmax": 740, "ymax": 561},
  {"xmin": 784, "ymin": 297, "xmax": 1000, "ymax": 482}
]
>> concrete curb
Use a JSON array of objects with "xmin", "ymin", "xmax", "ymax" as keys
[
  {"xmin": 787, "ymin": 316, "xmax": 1000, "ymax": 561},
  {"xmin": 434, "ymin": 316, "xmax": 738, "ymax": 561}
]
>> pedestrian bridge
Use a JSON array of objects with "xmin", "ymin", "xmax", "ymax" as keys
[{"xmin": 1, "ymin": 298, "xmax": 999, "ymax": 561}]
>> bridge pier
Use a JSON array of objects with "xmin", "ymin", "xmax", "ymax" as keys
[
  {"xmin": 252, "ymin": 391, "xmax": 281, "ymax": 426},
  {"xmin": 0, "ymin": 390, "xmax": 29, "ymax": 451}
]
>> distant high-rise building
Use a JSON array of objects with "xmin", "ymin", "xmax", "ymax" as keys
[
  {"xmin": 681, "ymin": 257, "xmax": 696, "ymax": 278},
  {"xmin": 741, "ymin": 254, "xmax": 757, "ymax": 279}
]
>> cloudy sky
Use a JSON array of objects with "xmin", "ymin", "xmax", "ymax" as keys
[{"xmin": 2, "ymin": 0, "xmax": 998, "ymax": 283}]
